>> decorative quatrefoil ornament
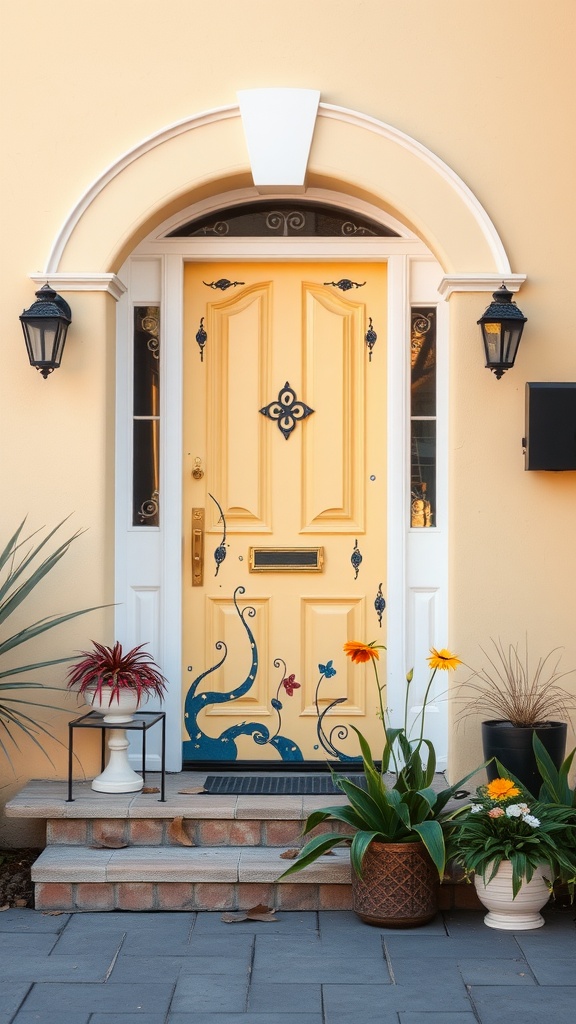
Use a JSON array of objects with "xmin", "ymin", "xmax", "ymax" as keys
[{"xmin": 259, "ymin": 382, "xmax": 314, "ymax": 440}]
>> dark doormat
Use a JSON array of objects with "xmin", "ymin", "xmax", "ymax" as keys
[{"xmin": 203, "ymin": 774, "xmax": 368, "ymax": 795}]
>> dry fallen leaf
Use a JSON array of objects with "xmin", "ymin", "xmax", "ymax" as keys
[
  {"xmin": 14, "ymin": 899, "xmax": 27, "ymax": 907},
  {"xmin": 42, "ymin": 910, "xmax": 65, "ymax": 916},
  {"xmin": 0, "ymin": 904, "xmax": 9, "ymax": 913},
  {"xmin": 279, "ymin": 849, "xmax": 300, "ymax": 859},
  {"xmin": 177, "ymin": 787, "xmax": 206, "ymax": 795},
  {"xmin": 167, "ymin": 816, "xmax": 194, "ymax": 846},
  {"xmin": 222, "ymin": 903, "xmax": 278, "ymax": 923},
  {"xmin": 142, "ymin": 787, "xmax": 160, "ymax": 794},
  {"xmin": 90, "ymin": 836, "xmax": 129, "ymax": 849}
]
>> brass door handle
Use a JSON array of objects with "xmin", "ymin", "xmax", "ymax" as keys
[
  {"xmin": 192, "ymin": 457, "xmax": 204, "ymax": 480},
  {"xmin": 191, "ymin": 508, "xmax": 205, "ymax": 586}
]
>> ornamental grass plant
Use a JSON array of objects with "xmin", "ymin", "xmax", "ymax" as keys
[
  {"xmin": 457, "ymin": 639, "xmax": 576, "ymax": 727},
  {"xmin": 446, "ymin": 775, "xmax": 576, "ymax": 898},
  {"xmin": 281, "ymin": 643, "xmax": 480, "ymax": 882}
]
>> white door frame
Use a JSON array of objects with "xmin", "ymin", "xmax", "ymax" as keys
[{"xmin": 116, "ymin": 191, "xmax": 449, "ymax": 773}]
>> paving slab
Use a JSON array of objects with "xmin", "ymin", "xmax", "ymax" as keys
[
  {"xmin": 0, "ymin": 983, "xmax": 31, "ymax": 1024},
  {"xmin": 0, "ymin": 908, "xmax": 70, "ymax": 932},
  {"xmin": 171, "ymin": 975, "xmax": 249, "ymax": 1013},
  {"xmin": 247, "ymin": 983, "xmax": 322, "ymax": 1014},
  {"xmin": 469, "ymin": 985, "xmax": 576, "ymax": 1024},
  {"xmin": 525, "ymin": 957, "xmax": 576, "ymax": 985},
  {"xmin": 0, "ymin": 932, "xmax": 57, "ymax": 955},
  {"xmin": 167, "ymin": 1015, "xmax": 323, "ymax": 1024},
  {"xmin": 18, "ymin": 982, "xmax": 176, "ymax": 1015},
  {"xmin": 456, "ymin": 957, "xmax": 535, "ymax": 985},
  {"xmin": 252, "ymin": 950, "xmax": 390, "ymax": 985},
  {"xmin": 398, "ymin": 1014, "xmax": 477, "ymax": 1024},
  {"xmin": 191, "ymin": 911, "xmax": 319, "ymax": 935},
  {"xmin": 0, "ymin": 954, "xmax": 119, "ymax": 983}
]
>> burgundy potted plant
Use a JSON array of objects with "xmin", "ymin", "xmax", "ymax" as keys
[{"xmin": 67, "ymin": 641, "xmax": 167, "ymax": 793}]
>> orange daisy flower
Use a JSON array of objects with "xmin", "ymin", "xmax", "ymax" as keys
[
  {"xmin": 343, "ymin": 641, "xmax": 380, "ymax": 664},
  {"xmin": 427, "ymin": 648, "xmax": 462, "ymax": 672},
  {"xmin": 486, "ymin": 778, "xmax": 521, "ymax": 801}
]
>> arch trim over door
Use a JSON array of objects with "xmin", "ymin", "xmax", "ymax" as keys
[{"xmin": 38, "ymin": 90, "xmax": 523, "ymax": 285}]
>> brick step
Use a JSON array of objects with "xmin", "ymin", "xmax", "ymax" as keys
[
  {"xmin": 32, "ymin": 845, "xmax": 352, "ymax": 912},
  {"xmin": 7, "ymin": 778, "xmax": 483, "ymax": 912}
]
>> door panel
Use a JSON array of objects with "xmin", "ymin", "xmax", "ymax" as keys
[{"xmin": 183, "ymin": 262, "xmax": 387, "ymax": 763}]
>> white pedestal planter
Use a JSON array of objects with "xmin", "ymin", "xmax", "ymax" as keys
[
  {"xmin": 474, "ymin": 861, "xmax": 550, "ymax": 930},
  {"xmin": 85, "ymin": 688, "xmax": 147, "ymax": 793}
]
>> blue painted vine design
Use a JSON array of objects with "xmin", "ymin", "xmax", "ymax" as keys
[
  {"xmin": 314, "ymin": 660, "xmax": 362, "ymax": 762},
  {"xmin": 183, "ymin": 586, "xmax": 303, "ymax": 761}
]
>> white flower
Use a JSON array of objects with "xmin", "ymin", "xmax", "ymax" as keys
[
  {"xmin": 522, "ymin": 814, "xmax": 540, "ymax": 828},
  {"xmin": 505, "ymin": 804, "xmax": 523, "ymax": 818},
  {"xmin": 470, "ymin": 804, "xmax": 483, "ymax": 813},
  {"xmin": 517, "ymin": 803, "xmax": 530, "ymax": 814}
]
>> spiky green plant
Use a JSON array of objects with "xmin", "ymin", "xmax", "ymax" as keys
[{"xmin": 0, "ymin": 519, "xmax": 103, "ymax": 766}]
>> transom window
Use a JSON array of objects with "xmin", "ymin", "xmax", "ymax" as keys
[{"xmin": 167, "ymin": 200, "xmax": 399, "ymax": 238}]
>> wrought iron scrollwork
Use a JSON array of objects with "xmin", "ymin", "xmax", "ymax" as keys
[
  {"xmin": 138, "ymin": 489, "xmax": 159, "ymax": 523},
  {"xmin": 209, "ymin": 493, "xmax": 227, "ymax": 577},
  {"xmin": 195, "ymin": 317, "xmax": 207, "ymax": 361},
  {"xmin": 323, "ymin": 279, "xmax": 366, "ymax": 291},
  {"xmin": 374, "ymin": 583, "xmax": 386, "ymax": 627},
  {"xmin": 365, "ymin": 316, "xmax": 377, "ymax": 361},
  {"xmin": 266, "ymin": 211, "xmax": 306, "ymax": 235},
  {"xmin": 351, "ymin": 539, "xmax": 363, "ymax": 579},
  {"xmin": 260, "ymin": 381, "xmax": 314, "ymax": 440},
  {"xmin": 203, "ymin": 279, "xmax": 245, "ymax": 291}
]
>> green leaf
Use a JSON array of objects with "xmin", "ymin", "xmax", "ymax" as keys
[
  {"xmin": 350, "ymin": 831, "xmax": 381, "ymax": 878},
  {"xmin": 278, "ymin": 832, "xmax": 347, "ymax": 877},
  {"xmin": 411, "ymin": 819, "xmax": 446, "ymax": 877}
]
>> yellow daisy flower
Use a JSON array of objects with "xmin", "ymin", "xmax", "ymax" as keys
[
  {"xmin": 486, "ymin": 778, "xmax": 521, "ymax": 801},
  {"xmin": 427, "ymin": 648, "xmax": 462, "ymax": 672},
  {"xmin": 343, "ymin": 641, "xmax": 380, "ymax": 664}
]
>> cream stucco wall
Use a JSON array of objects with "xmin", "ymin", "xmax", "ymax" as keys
[{"xmin": 2, "ymin": 0, "xmax": 576, "ymax": 829}]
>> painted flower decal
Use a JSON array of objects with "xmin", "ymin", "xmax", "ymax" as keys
[
  {"xmin": 486, "ymin": 778, "xmax": 521, "ymax": 801},
  {"xmin": 427, "ymin": 648, "xmax": 462, "ymax": 672},
  {"xmin": 318, "ymin": 660, "xmax": 336, "ymax": 678},
  {"xmin": 282, "ymin": 674, "xmax": 301, "ymax": 697},
  {"xmin": 343, "ymin": 641, "xmax": 381, "ymax": 664}
]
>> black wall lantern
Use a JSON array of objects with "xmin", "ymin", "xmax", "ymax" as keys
[
  {"xmin": 19, "ymin": 283, "xmax": 72, "ymax": 378},
  {"xmin": 477, "ymin": 283, "xmax": 527, "ymax": 379}
]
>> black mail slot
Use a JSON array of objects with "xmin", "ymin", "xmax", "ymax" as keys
[{"xmin": 249, "ymin": 547, "xmax": 324, "ymax": 571}]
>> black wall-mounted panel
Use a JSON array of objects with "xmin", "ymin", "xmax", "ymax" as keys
[{"xmin": 525, "ymin": 383, "xmax": 576, "ymax": 470}]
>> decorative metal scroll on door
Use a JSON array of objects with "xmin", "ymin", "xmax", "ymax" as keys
[{"xmin": 259, "ymin": 382, "xmax": 314, "ymax": 439}]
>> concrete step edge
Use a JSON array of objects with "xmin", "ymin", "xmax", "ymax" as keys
[{"xmin": 31, "ymin": 844, "xmax": 352, "ymax": 885}]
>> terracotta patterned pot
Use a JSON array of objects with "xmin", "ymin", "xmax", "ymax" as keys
[{"xmin": 352, "ymin": 840, "xmax": 439, "ymax": 928}]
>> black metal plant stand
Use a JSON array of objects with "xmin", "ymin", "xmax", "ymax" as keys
[{"xmin": 67, "ymin": 710, "xmax": 166, "ymax": 802}]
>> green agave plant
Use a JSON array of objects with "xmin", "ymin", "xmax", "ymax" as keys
[
  {"xmin": 280, "ymin": 725, "xmax": 479, "ymax": 881},
  {"xmin": 0, "ymin": 518, "xmax": 103, "ymax": 766}
]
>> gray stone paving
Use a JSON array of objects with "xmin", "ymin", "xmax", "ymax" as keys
[{"xmin": 0, "ymin": 907, "xmax": 574, "ymax": 1023}]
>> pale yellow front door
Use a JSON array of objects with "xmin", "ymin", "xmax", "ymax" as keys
[{"xmin": 182, "ymin": 262, "xmax": 387, "ymax": 763}]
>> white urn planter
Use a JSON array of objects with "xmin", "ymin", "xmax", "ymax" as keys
[
  {"xmin": 474, "ymin": 861, "xmax": 550, "ymax": 930},
  {"xmin": 85, "ymin": 686, "xmax": 148, "ymax": 793}
]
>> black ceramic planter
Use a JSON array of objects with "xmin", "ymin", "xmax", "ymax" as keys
[{"xmin": 482, "ymin": 719, "xmax": 567, "ymax": 795}]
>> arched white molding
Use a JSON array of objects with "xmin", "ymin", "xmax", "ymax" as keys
[{"xmin": 40, "ymin": 90, "xmax": 523, "ymax": 286}]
